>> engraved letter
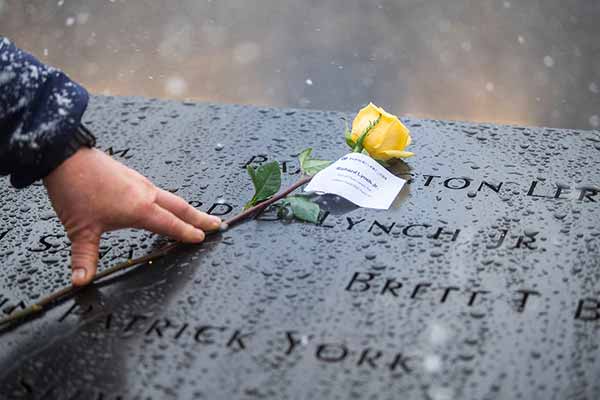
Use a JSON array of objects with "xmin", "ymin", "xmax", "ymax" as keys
[
  {"xmin": 575, "ymin": 298, "xmax": 600, "ymax": 321},
  {"xmin": 345, "ymin": 272, "xmax": 379, "ymax": 292},
  {"xmin": 316, "ymin": 343, "xmax": 348, "ymax": 363}
]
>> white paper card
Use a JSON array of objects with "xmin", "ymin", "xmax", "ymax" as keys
[{"xmin": 304, "ymin": 153, "xmax": 406, "ymax": 209}]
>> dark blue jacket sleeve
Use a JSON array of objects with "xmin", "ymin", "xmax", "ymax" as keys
[{"xmin": 0, "ymin": 37, "xmax": 89, "ymax": 188}]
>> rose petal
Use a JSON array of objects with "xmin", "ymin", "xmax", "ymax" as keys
[{"xmin": 381, "ymin": 150, "xmax": 415, "ymax": 159}]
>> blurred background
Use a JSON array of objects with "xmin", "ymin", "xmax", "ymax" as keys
[{"xmin": 1, "ymin": 0, "xmax": 599, "ymax": 130}]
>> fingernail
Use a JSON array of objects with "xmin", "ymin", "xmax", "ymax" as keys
[
  {"xmin": 196, "ymin": 230, "xmax": 206, "ymax": 241},
  {"xmin": 72, "ymin": 268, "xmax": 86, "ymax": 282},
  {"xmin": 210, "ymin": 216, "xmax": 222, "ymax": 225}
]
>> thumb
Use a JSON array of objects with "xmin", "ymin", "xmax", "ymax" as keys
[{"xmin": 70, "ymin": 233, "xmax": 100, "ymax": 286}]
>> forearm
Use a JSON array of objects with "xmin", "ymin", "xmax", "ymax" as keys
[{"xmin": 0, "ymin": 37, "xmax": 89, "ymax": 188}]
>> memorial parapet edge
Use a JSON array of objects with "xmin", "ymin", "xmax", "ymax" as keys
[{"xmin": 0, "ymin": 96, "xmax": 598, "ymax": 400}]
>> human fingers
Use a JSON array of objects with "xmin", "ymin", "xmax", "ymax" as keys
[
  {"xmin": 155, "ymin": 189, "xmax": 221, "ymax": 231},
  {"xmin": 138, "ymin": 203, "xmax": 206, "ymax": 243},
  {"xmin": 70, "ymin": 233, "xmax": 101, "ymax": 286}
]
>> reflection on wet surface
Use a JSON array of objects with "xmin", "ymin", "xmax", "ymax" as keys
[{"xmin": 1, "ymin": 1, "xmax": 599, "ymax": 129}]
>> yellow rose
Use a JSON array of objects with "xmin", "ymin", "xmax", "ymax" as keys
[{"xmin": 350, "ymin": 103, "xmax": 413, "ymax": 160}]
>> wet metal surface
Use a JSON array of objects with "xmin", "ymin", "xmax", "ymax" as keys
[{"xmin": 0, "ymin": 96, "xmax": 599, "ymax": 399}]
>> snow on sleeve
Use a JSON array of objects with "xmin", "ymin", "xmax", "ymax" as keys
[{"xmin": 0, "ymin": 36, "xmax": 89, "ymax": 188}]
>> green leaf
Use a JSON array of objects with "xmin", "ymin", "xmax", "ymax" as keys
[
  {"xmin": 298, "ymin": 148, "xmax": 332, "ymax": 176},
  {"xmin": 343, "ymin": 119, "xmax": 355, "ymax": 149},
  {"xmin": 276, "ymin": 203, "xmax": 290, "ymax": 218},
  {"xmin": 244, "ymin": 161, "xmax": 282, "ymax": 209},
  {"xmin": 353, "ymin": 113, "xmax": 382, "ymax": 153},
  {"xmin": 287, "ymin": 196, "xmax": 321, "ymax": 223}
]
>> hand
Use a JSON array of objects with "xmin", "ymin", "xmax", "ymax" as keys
[{"xmin": 43, "ymin": 148, "xmax": 221, "ymax": 286}]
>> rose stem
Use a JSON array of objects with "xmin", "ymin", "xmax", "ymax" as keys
[
  {"xmin": 223, "ymin": 175, "xmax": 312, "ymax": 228},
  {"xmin": 0, "ymin": 175, "xmax": 313, "ymax": 327}
]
